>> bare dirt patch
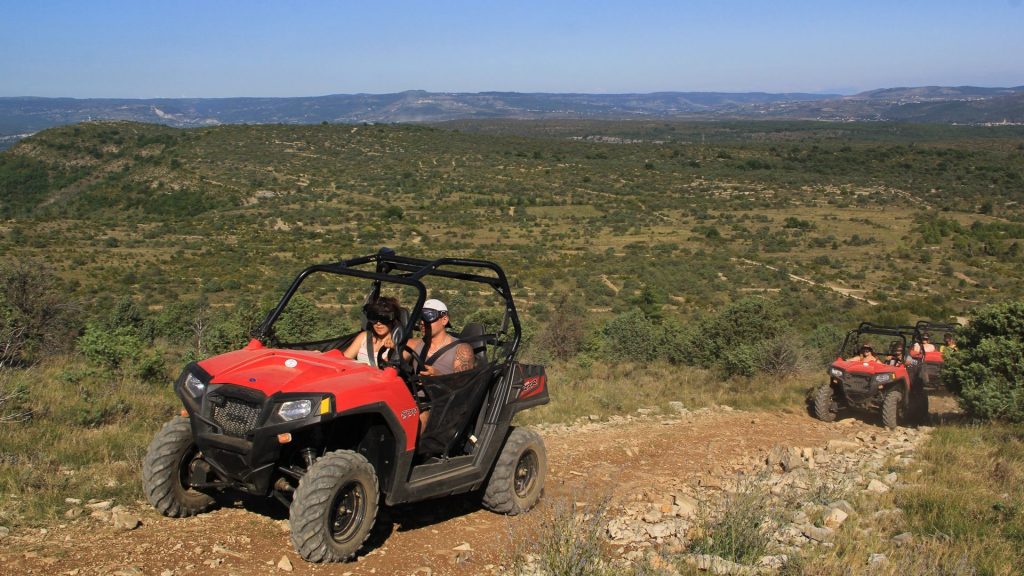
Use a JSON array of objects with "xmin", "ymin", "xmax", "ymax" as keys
[{"xmin": 2, "ymin": 405, "xmax": 940, "ymax": 576}]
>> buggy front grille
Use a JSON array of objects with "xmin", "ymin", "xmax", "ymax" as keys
[
  {"xmin": 841, "ymin": 373, "xmax": 873, "ymax": 400},
  {"xmin": 211, "ymin": 398, "xmax": 263, "ymax": 437}
]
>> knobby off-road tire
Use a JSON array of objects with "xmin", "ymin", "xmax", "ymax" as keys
[
  {"xmin": 482, "ymin": 427, "xmax": 547, "ymax": 515},
  {"xmin": 289, "ymin": 450, "xmax": 379, "ymax": 563},
  {"xmin": 881, "ymin": 388, "xmax": 904, "ymax": 430},
  {"xmin": 811, "ymin": 384, "xmax": 838, "ymax": 422},
  {"xmin": 142, "ymin": 416, "xmax": 216, "ymax": 517}
]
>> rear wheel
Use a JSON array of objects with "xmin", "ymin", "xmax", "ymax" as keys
[
  {"xmin": 881, "ymin": 388, "xmax": 904, "ymax": 429},
  {"xmin": 811, "ymin": 384, "xmax": 838, "ymax": 422},
  {"xmin": 290, "ymin": 450, "xmax": 378, "ymax": 562},
  {"xmin": 482, "ymin": 427, "xmax": 547, "ymax": 515},
  {"xmin": 142, "ymin": 417, "xmax": 216, "ymax": 517}
]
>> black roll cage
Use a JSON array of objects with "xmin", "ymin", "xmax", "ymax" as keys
[
  {"xmin": 911, "ymin": 320, "xmax": 960, "ymax": 349},
  {"xmin": 253, "ymin": 248, "xmax": 522, "ymax": 372},
  {"xmin": 837, "ymin": 322, "xmax": 914, "ymax": 359}
]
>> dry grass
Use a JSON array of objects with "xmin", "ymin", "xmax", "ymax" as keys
[
  {"xmin": 0, "ymin": 359, "xmax": 179, "ymax": 526},
  {"xmin": 515, "ymin": 360, "xmax": 815, "ymax": 426},
  {"xmin": 791, "ymin": 422, "xmax": 1024, "ymax": 575}
]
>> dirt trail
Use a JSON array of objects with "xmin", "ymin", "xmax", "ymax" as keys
[
  {"xmin": 733, "ymin": 257, "xmax": 877, "ymax": 305},
  {"xmin": 1, "ymin": 402, "xmax": 951, "ymax": 576}
]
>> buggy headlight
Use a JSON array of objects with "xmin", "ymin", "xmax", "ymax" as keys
[
  {"xmin": 829, "ymin": 368, "xmax": 843, "ymax": 379},
  {"xmin": 874, "ymin": 373, "xmax": 893, "ymax": 383},
  {"xmin": 277, "ymin": 399, "xmax": 313, "ymax": 421},
  {"xmin": 184, "ymin": 372, "xmax": 206, "ymax": 398}
]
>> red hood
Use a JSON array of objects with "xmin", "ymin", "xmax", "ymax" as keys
[
  {"xmin": 195, "ymin": 339, "xmax": 420, "ymax": 452},
  {"xmin": 197, "ymin": 339, "xmax": 390, "ymax": 395},
  {"xmin": 831, "ymin": 358, "xmax": 899, "ymax": 375},
  {"xmin": 835, "ymin": 356, "xmax": 909, "ymax": 379}
]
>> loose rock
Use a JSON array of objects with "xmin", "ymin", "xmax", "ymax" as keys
[
  {"xmin": 802, "ymin": 525, "xmax": 835, "ymax": 543},
  {"xmin": 892, "ymin": 532, "xmax": 913, "ymax": 546},
  {"xmin": 865, "ymin": 479, "xmax": 890, "ymax": 494},
  {"xmin": 824, "ymin": 508, "xmax": 848, "ymax": 529}
]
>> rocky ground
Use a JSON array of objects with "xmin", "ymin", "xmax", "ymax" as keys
[{"xmin": 0, "ymin": 396, "xmax": 957, "ymax": 576}]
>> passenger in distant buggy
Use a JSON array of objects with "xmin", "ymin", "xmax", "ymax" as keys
[
  {"xmin": 941, "ymin": 332, "xmax": 958, "ymax": 352},
  {"xmin": 911, "ymin": 332, "xmax": 937, "ymax": 355}
]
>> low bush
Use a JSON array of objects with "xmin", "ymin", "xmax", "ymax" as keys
[
  {"xmin": 689, "ymin": 475, "xmax": 780, "ymax": 564},
  {"xmin": 944, "ymin": 300, "xmax": 1024, "ymax": 422}
]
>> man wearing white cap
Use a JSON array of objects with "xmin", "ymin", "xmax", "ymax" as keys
[
  {"xmin": 408, "ymin": 298, "xmax": 475, "ymax": 432},
  {"xmin": 410, "ymin": 298, "xmax": 474, "ymax": 377}
]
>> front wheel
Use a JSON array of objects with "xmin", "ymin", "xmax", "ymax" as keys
[
  {"xmin": 811, "ymin": 384, "xmax": 838, "ymax": 422},
  {"xmin": 881, "ymin": 388, "xmax": 904, "ymax": 430},
  {"xmin": 289, "ymin": 450, "xmax": 379, "ymax": 562},
  {"xmin": 142, "ymin": 416, "xmax": 216, "ymax": 517},
  {"xmin": 482, "ymin": 427, "xmax": 547, "ymax": 515}
]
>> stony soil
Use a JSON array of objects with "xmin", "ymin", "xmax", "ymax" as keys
[{"xmin": 0, "ymin": 394, "xmax": 960, "ymax": 576}]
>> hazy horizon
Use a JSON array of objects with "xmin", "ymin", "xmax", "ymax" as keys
[{"xmin": 3, "ymin": 1, "xmax": 1022, "ymax": 99}]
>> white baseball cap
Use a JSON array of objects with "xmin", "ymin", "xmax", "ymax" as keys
[{"xmin": 422, "ymin": 298, "xmax": 447, "ymax": 312}]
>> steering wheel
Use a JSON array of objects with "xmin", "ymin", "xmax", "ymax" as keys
[{"xmin": 400, "ymin": 344, "xmax": 425, "ymax": 375}]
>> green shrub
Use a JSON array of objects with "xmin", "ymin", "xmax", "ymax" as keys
[
  {"xmin": 686, "ymin": 297, "xmax": 787, "ymax": 376},
  {"xmin": 269, "ymin": 295, "xmax": 328, "ymax": 343},
  {"xmin": 601, "ymin": 308, "xmax": 662, "ymax": 363},
  {"xmin": 944, "ymin": 301, "xmax": 1024, "ymax": 422},
  {"xmin": 754, "ymin": 333, "xmax": 806, "ymax": 378},
  {"xmin": 803, "ymin": 324, "xmax": 845, "ymax": 364},
  {"xmin": 76, "ymin": 324, "xmax": 146, "ymax": 371}
]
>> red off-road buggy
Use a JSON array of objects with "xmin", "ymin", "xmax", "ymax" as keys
[
  {"xmin": 907, "ymin": 320, "xmax": 959, "ymax": 391},
  {"xmin": 811, "ymin": 322, "xmax": 927, "ymax": 429},
  {"xmin": 142, "ymin": 250, "xmax": 549, "ymax": 562}
]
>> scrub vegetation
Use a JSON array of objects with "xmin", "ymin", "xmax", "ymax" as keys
[{"xmin": 1, "ymin": 119, "xmax": 1023, "ymax": 572}]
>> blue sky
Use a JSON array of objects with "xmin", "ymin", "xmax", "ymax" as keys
[{"xmin": 2, "ymin": 0, "xmax": 1022, "ymax": 98}]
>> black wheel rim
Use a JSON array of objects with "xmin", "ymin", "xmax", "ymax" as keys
[
  {"xmin": 177, "ymin": 447, "xmax": 201, "ymax": 493},
  {"xmin": 513, "ymin": 450, "xmax": 538, "ymax": 498},
  {"xmin": 329, "ymin": 481, "xmax": 366, "ymax": 544}
]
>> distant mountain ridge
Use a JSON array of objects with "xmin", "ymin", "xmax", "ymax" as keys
[{"xmin": 1, "ymin": 86, "xmax": 1022, "ymax": 148}]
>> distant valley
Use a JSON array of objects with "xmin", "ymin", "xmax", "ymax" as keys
[{"xmin": 1, "ymin": 85, "xmax": 1022, "ymax": 149}]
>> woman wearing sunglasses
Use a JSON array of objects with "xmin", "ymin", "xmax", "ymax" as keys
[{"xmin": 342, "ymin": 296, "xmax": 401, "ymax": 367}]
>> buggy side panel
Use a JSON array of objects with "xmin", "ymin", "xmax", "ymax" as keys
[{"xmin": 416, "ymin": 364, "xmax": 496, "ymax": 457}]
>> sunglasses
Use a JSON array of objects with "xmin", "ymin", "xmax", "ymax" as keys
[
  {"xmin": 421, "ymin": 308, "xmax": 447, "ymax": 323},
  {"xmin": 367, "ymin": 313, "xmax": 394, "ymax": 325}
]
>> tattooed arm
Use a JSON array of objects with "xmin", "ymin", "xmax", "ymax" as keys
[{"xmin": 453, "ymin": 342, "xmax": 476, "ymax": 372}]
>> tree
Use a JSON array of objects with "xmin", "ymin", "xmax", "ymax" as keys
[
  {"xmin": 0, "ymin": 260, "xmax": 81, "ymax": 365},
  {"xmin": 535, "ymin": 294, "xmax": 587, "ymax": 361},
  {"xmin": 944, "ymin": 301, "xmax": 1024, "ymax": 422}
]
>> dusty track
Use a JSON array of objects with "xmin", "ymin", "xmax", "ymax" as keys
[{"xmin": 2, "ymin": 399, "xmax": 956, "ymax": 576}]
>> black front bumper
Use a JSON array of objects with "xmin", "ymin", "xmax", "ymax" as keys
[{"xmin": 179, "ymin": 381, "xmax": 333, "ymax": 496}]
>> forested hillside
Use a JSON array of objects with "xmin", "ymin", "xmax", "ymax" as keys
[
  {"xmin": 1, "ymin": 119, "xmax": 1023, "ymax": 366},
  {"xmin": 3, "ymin": 119, "xmax": 1024, "ymax": 575}
]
